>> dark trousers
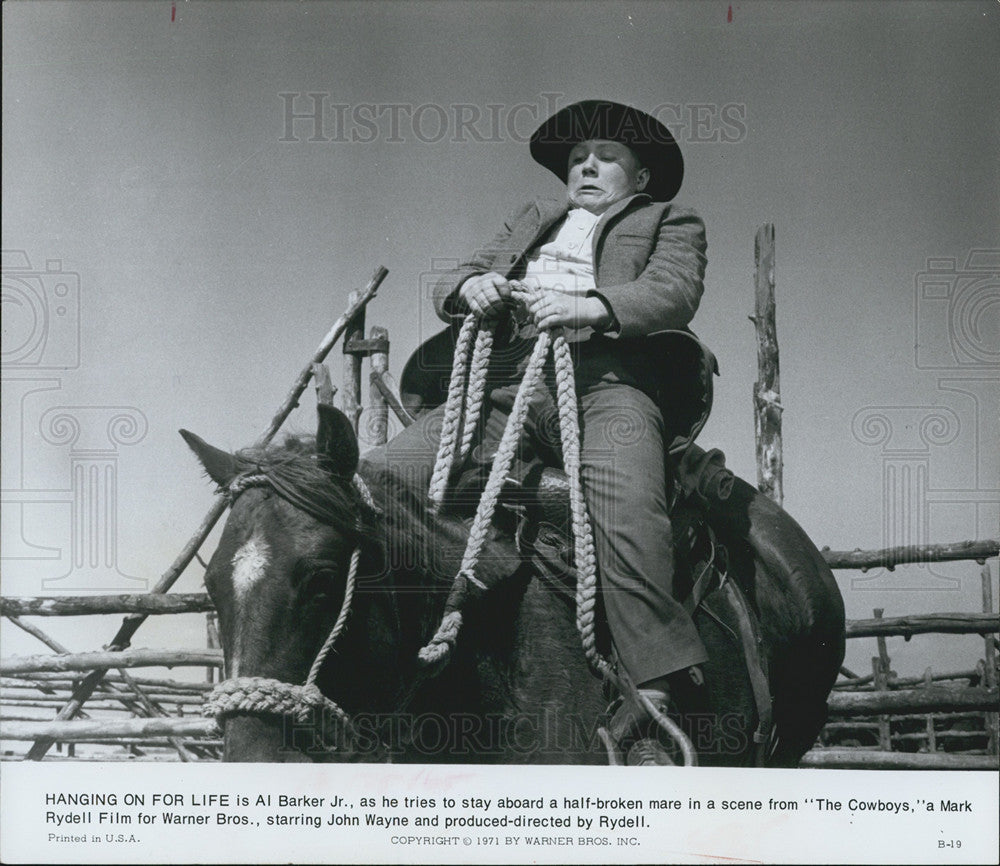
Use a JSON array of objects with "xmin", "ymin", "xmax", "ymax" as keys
[{"xmin": 365, "ymin": 343, "xmax": 708, "ymax": 683}]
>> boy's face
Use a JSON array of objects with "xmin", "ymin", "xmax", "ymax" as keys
[{"xmin": 566, "ymin": 139, "xmax": 649, "ymax": 214}]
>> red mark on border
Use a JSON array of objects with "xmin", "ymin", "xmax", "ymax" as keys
[
  {"xmin": 171, "ymin": 3, "xmax": 176, "ymax": 22},
  {"xmin": 727, "ymin": 4, "xmax": 733, "ymax": 22}
]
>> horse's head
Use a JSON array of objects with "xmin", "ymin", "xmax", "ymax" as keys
[{"xmin": 182, "ymin": 405, "xmax": 381, "ymax": 761}]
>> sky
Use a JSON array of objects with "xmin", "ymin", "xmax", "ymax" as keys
[{"xmin": 2, "ymin": 0, "xmax": 998, "ymax": 680}]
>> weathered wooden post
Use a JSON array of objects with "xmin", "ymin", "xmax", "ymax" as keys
[
  {"xmin": 752, "ymin": 223, "xmax": 783, "ymax": 506},
  {"xmin": 983, "ymin": 562, "xmax": 998, "ymax": 755},
  {"xmin": 922, "ymin": 667, "xmax": 936, "ymax": 752},
  {"xmin": 368, "ymin": 325, "xmax": 390, "ymax": 446},
  {"xmin": 342, "ymin": 290, "xmax": 365, "ymax": 434},
  {"xmin": 205, "ymin": 612, "xmax": 220, "ymax": 684},
  {"xmin": 872, "ymin": 607, "xmax": 892, "ymax": 751},
  {"xmin": 312, "ymin": 362, "xmax": 337, "ymax": 408}
]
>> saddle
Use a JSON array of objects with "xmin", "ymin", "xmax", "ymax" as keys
[
  {"xmin": 401, "ymin": 326, "xmax": 780, "ymax": 761},
  {"xmin": 401, "ymin": 324, "xmax": 732, "ymax": 606},
  {"xmin": 400, "ymin": 326, "xmax": 844, "ymax": 764},
  {"xmin": 471, "ymin": 445, "xmax": 776, "ymax": 764},
  {"xmin": 506, "ymin": 447, "xmax": 734, "ymax": 607}
]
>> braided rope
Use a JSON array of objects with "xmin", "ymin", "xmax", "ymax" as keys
[
  {"xmin": 552, "ymin": 334, "xmax": 610, "ymax": 678},
  {"xmin": 223, "ymin": 473, "xmax": 269, "ymax": 498},
  {"xmin": 353, "ymin": 471, "xmax": 379, "ymax": 513},
  {"xmin": 204, "ymin": 474, "xmax": 368, "ymax": 736},
  {"xmin": 418, "ymin": 328, "xmax": 552, "ymax": 666},
  {"xmin": 457, "ymin": 324, "xmax": 495, "ymax": 462},
  {"xmin": 418, "ymin": 296, "xmax": 613, "ymax": 681},
  {"xmin": 306, "ymin": 545, "xmax": 360, "ymax": 685},
  {"xmin": 427, "ymin": 315, "xmax": 479, "ymax": 510},
  {"xmin": 203, "ymin": 678, "xmax": 350, "ymax": 727}
]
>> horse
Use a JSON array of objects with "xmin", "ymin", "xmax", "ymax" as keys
[{"xmin": 182, "ymin": 402, "xmax": 845, "ymax": 765}]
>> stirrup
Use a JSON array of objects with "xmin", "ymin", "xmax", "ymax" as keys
[
  {"xmin": 626, "ymin": 738, "xmax": 675, "ymax": 766},
  {"xmin": 607, "ymin": 674, "xmax": 700, "ymax": 766},
  {"xmin": 608, "ymin": 688, "xmax": 670, "ymax": 745}
]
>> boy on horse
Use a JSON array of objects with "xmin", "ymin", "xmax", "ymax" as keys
[{"xmin": 373, "ymin": 99, "xmax": 714, "ymax": 764}]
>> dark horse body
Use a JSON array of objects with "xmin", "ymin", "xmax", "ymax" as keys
[{"xmin": 184, "ymin": 402, "xmax": 845, "ymax": 766}]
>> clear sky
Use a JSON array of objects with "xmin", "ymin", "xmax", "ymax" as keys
[{"xmin": 2, "ymin": 0, "xmax": 998, "ymax": 679}]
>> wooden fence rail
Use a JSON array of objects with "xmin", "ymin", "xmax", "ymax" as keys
[
  {"xmin": 1, "ymin": 595, "xmax": 213, "ymax": 617},
  {"xmin": 1, "ymin": 718, "xmax": 219, "ymax": 741},
  {"xmin": 833, "ymin": 667, "xmax": 982, "ymax": 690},
  {"xmin": 2, "ymin": 672, "xmax": 214, "ymax": 690},
  {"xmin": 800, "ymin": 750, "xmax": 995, "ymax": 770},
  {"xmin": 6, "ymin": 598, "xmax": 995, "ymax": 638},
  {"xmin": 845, "ymin": 613, "xmax": 998, "ymax": 639},
  {"xmin": 827, "ymin": 686, "xmax": 998, "ymax": 716},
  {"xmin": 821, "ymin": 539, "xmax": 998, "ymax": 571},
  {"xmin": 1, "ymin": 649, "xmax": 223, "ymax": 675}
]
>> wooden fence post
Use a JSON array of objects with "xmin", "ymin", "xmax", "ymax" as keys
[
  {"xmin": 368, "ymin": 325, "xmax": 390, "ymax": 446},
  {"xmin": 922, "ymin": 668, "xmax": 936, "ymax": 753},
  {"xmin": 752, "ymin": 223, "xmax": 783, "ymax": 506},
  {"xmin": 342, "ymin": 290, "xmax": 365, "ymax": 435},
  {"xmin": 205, "ymin": 612, "xmax": 220, "ymax": 684},
  {"xmin": 872, "ymin": 608, "xmax": 892, "ymax": 751},
  {"xmin": 983, "ymin": 562, "xmax": 998, "ymax": 756}
]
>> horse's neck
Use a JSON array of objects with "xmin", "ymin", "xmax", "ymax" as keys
[{"xmin": 356, "ymin": 462, "xmax": 595, "ymax": 712}]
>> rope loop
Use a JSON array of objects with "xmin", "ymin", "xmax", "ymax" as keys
[
  {"xmin": 418, "ymin": 300, "xmax": 613, "ymax": 680},
  {"xmin": 206, "ymin": 473, "xmax": 367, "ymax": 739},
  {"xmin": 428, "ymin": 315, "xmax": 482, "ymax": 511},
  {"xmin": 203, "ymin": 677, "xmax": 351, "ymax": 728}
]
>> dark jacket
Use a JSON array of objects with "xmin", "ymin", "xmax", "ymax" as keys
[
  {"xmin": 423, "ymin": 194, "xmax": 717, "ymax": 453},
  {"xmin": 433, "ymin": 193, "xmax": 708, "ymax": 339}
]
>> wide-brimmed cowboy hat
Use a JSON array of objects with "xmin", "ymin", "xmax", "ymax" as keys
[{"xmin": 529, "ymin": 100, "xmax": 684, "ymax": 202}]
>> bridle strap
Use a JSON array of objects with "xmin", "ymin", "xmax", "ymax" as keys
[{"xmin": 204, "ymin": 472, "xmax": 373, "ymax": 747}]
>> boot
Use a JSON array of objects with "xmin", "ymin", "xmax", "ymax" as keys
[
  {"xmin": 626, "ymin": 738, "xmax": 675, "ymax": 766},
  {"xmin": 608, "ymin": 666, "xmax": 707, "ymax": 766},
  {"xmin": 608, "ymin": 688, "xmax": 674, "ymax": 766}
]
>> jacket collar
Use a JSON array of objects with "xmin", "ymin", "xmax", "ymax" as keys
[
  {"xmin": 525, "ymin": 193, "xmax": 652, "ymax": 275},
  {"xmin": 596, "ymin": 191, "xmax": 651, "ymax": 226},
  {"xmin": 593, "ymin": 193, "xmax": 651, "ymax": 262},
  {"xmin": 535, "ymin": 191, "xmax": 651, "ymax": 233}
]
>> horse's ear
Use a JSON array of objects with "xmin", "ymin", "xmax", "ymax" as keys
[
  {"xmin": 179, "ymin": 429, "xmax": 241, "ymax": 487},
  {"xmin": 316, "ymin": 404, "xmax": 359, "ymax": 480}
]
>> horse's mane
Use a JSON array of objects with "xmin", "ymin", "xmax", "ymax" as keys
[
  {"xmin": 234, "ymin": 435, "xmax": 362, "ymax": 538},
  {"xmin": 235, "ymin": 434, "xmax": 519, "ymax": 589},
  {"xmin": 357, "ymin": 455, "xmax": 521, "ymax": 589}
]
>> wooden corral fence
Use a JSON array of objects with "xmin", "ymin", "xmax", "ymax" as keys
[
  {"xmin": 2, "ymin": 234, "xmax": 997, "ymax": 769},
  {"xmin": 1, "ymin": 270, "xmax": 397, "ymax": 761},
  {"xmin": 749, "ymin": 224, "xmax": 999, "ymax": 770},
  {"xmin": 801, "ymin": 547, "xmax": 999, "ymax": 770}
]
